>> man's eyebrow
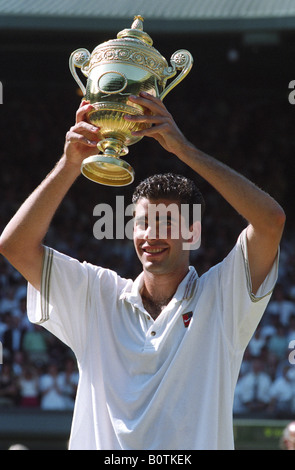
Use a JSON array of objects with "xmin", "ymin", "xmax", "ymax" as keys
[
  {"xmin": 134, "ymin": 214, "xmax": 178, "ymax": 226},
  {"xmin": 134, "ymin": 214, "xmax": 147, "ymax": 223},
  {"xmin": 134, "ymin": 209, "xmax": 179, "ymax": 223},
  {"xmin": 157, "ymin": 213, "xmax": 178, "ymax": 222}
]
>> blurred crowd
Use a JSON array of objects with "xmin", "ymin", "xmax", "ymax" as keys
[{"xmin": 0, "ymin": 75, "xmax": 295, "ymax": 415}]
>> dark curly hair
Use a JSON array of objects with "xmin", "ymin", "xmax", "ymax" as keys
[{"xmin": 132, "ymin": 173, "xmax": 205, "ymax": 225}]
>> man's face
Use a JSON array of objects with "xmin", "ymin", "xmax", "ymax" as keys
[{"xmin": 133, "ymin": 197, "xmax": 195, "ymax": 275}]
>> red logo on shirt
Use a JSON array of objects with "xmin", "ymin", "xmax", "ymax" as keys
[{"xmin": 182, "ymin": 311, "xmax": 193, "ymax": 328}]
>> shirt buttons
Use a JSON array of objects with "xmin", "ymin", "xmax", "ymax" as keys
[{"xmin": 151, "ymin": 331, "xmax": 156, "ymax": 336}]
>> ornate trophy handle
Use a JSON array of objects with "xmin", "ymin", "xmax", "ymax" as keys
[
  {"xmin": 160, "ymin": 50, "xmax": 193, "ymax": 101},
  {"xmin": 69, "ymin": 48, "xmax": 91, "ymax": 96}
]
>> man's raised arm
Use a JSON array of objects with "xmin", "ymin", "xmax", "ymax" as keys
[
  {"xmin": 0, "ymin": 102, "xmax": 100, "ymax": 291},
  {"xmin": 125, "ymin": 92, "xmax": 286, "ymax": 295}
]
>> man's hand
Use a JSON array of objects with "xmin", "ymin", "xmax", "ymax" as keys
[
  {"xmin": 124, "ymin": 92, "xmax": 190, "ymax": 156},
  {"xmin": 64, "ymin": 101, "xmax": 101, "ymax": 166}
]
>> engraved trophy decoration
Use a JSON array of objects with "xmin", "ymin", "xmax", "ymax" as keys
[{"xmin": 69, "ymin": 15, "xmax": 193, "ymax": 186}]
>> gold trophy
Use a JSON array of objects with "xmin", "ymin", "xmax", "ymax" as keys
[{"xmin": 69, "ymin": 15, "xmax": 193, "ymax": 186}]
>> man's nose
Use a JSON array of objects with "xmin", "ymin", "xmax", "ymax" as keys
[{"xmin": 143, "ymin": 223, "xmax": 158, "ymax": 240}]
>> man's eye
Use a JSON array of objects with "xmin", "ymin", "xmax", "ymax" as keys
[
  {"xmin": 159, "ymin": 218, "xmax": 173, "ymax": 227},
  {"xmin": 136, "ymin": 219, "xmax": 147, "ymax": 229}
]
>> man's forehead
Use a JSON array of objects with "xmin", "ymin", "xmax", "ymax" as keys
[{"xmin": 134, "ymin": 197, "xmax": 181, "ymax": 213}]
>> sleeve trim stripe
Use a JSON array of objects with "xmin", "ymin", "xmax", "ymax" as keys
[{"xmin": 40, "ymin": 246, "xmax": 53, "ymax": 323}]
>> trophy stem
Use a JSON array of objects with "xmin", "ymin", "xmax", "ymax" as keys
[
  {"xmin": 81, "ymin": 138, "xmax": 134, "ymax": 186},
  {"xmin": 97, "ymin": 138, "xmax": 129, "ymax": 158}
]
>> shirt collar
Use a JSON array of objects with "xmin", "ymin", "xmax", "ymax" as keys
[{"xmin": 120, "ymin": 266, "xmax": 198, "ymax": 306}]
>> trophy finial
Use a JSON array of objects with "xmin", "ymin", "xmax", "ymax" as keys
[
  {"xmin": 117, "ymin": 15, "xmax": 153, "ymax": 46},
  {"xmin": 132, "ymin": 15, "xmax": 144, "ymax": 30}
]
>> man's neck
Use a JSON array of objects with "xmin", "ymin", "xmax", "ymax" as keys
[{"xmin": 141, "ymin": 268, "xmax": 189, "ymax": 320}]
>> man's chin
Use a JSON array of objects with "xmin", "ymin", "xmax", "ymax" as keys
[{"xmin": 142, "ymin": 260, "xmax": 169, "ymax": 275}]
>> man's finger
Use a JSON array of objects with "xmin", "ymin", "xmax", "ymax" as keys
[
  {"xmin": 124, "ymin": 114, "xmax": 166, "ymax": 124},
  {"xmin": 131, "ymin": 123, "xmax": 169, "ymax": 138},
  {"xmin": 128, "ymin": 93, "xmax": 167, "ymax": 115},
  {"xmin": 65, "ymin": 130, "xmax": 98, "ymax": 147},
  {"xmin": 76, "ymin": 102, "xmax": 95, "ymax": 123}
]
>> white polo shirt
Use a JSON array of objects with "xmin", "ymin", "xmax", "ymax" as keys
[{"xmin": 27, "ymin": 229, "xmax": 278, "ymax": 450}]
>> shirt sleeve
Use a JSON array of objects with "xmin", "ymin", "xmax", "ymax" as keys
[
  {"xmin": 216, "ymin": 228, "xmax": 279, "ymax": 352},
  {"xmin": 26, "ymin": 246, "xmax": 124, "ymax": 359}
]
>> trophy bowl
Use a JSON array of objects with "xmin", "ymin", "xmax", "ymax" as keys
[{"xmin": 69, "ymin": 15, "xmax": 193, "ymax": 186}]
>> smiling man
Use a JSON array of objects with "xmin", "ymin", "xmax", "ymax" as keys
[
  {"xmin": 0, "ymin": 93, "xmax": 285, "ymax": 449},
  {"xmin": 131, "ymin": 173, "xmax": 203, "ymax": 320}
]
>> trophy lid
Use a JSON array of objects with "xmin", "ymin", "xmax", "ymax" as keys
[
  {"xmin": 80, "ymin": 15, "xmax": 170, "ymax": 81},
  {"xmin": 117, "ymin": 15, "xmax": 153, "ymax": 46}
]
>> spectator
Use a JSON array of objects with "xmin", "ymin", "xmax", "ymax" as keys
[
  {"xmin": 39, "ymin": 363, "xmax": 68, "ymax": 410},
  {"xmin": 260, "ymin": 313, "xmax": 280, "ymax": 341},
  {"xmin": 18, "ymin": 364, "xmax": 40, "ymax": 408},
  {"xmin": 233, "ymin": 372, "xmax": 247, "ymax": 415},
  {"xmin": 14, "ymin": 296, "xmax": 33, "ymax": 332},
  {"xmin": 22, "ymin": 324, "xmax": 49, "ymax": 367},
  {"xmin": 57, "ymin": 358, "xmax": 79, "ymax": 410},
  {"xmin": 267, "ymin": 284, "xmax": 295, "ymax": 327},
  {"xmin": 12, "ymin": 350, "xmax": 25, "ymax": 377},
  {"xmin": 286, "ymin": 368, "xmax": 295, "ymax": 414},
  {"xmin": 0, "ymin": 311, "xmax": 10, "ymax": 342},
  {"xmin": 0, "ymin": 286, "xmax": 19, "ymax": 315},
  {"xmin": 2, "ymin": 315, "xmax": 26, "ymax": 360},
  {"xmin": 248, "ymin": 324, "xmax": 266, "ymax": 357},
  {"xmin": 268, "ymin": 366, "xmax": 293, "ymax": 417},
  {"xmin": 0, "ymin": 363, "xmax": 18, "ymax": 406},
  {"xmin": 236, "ymin": 358, "xmax": 272, "ymax": 414},
  {"xmin": 267, "ymin": 323, "xmax": 290, "ymax": 361},
  {"xmin": 287, "ymin": 314, "xmax": 295, "ymax": 344}
]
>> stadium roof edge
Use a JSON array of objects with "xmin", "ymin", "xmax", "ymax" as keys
[
  {"xmin": 1, "ymin": 0, "xmax": 295, "ymax": 33},
  {"xmin": 1, "ymin": 15, "xmax": 295, "ymax": 34}
]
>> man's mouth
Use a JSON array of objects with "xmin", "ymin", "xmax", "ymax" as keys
[{"xmin": 141, "ymin": 245, "xmax": 168, "ymax": 255}]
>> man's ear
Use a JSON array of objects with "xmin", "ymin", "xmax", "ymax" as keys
[{"xmin": 182, "ymin": 221, "xmax": 201, "ymax": 251}]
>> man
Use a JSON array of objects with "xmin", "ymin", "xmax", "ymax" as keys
[
  {"xmin": 0, "ymin": 93, "xmax": 285, "ymax": 449},
  {"xmin": 237, "ymin": 357, "xmax": 272, "ymax": 414}
]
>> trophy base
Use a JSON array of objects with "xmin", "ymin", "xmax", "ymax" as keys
[{"xmin": 81, "ymin": 155, "xmax": 135, "ymax": 186}]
